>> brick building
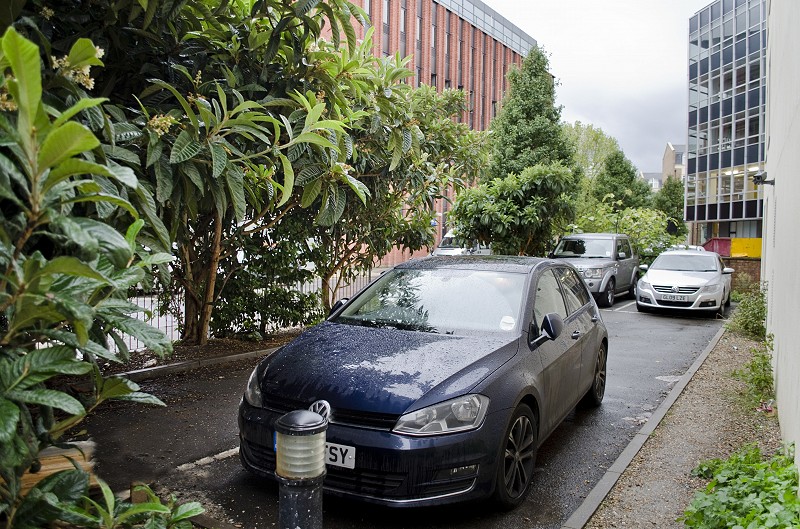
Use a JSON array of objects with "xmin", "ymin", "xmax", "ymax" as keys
[{"xmin": 348, "ymin": 0, "xmax": 537, "ymax": 266}]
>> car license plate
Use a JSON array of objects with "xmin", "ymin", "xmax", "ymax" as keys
[
  {"xmin": 661, "ymin": 294, "xmax": 688, "ymax": 302},
  {"xmin": 326, "ymin": 442, "xmax": 356, "ymax": 469},
  {"xmin": 273, "ymin": 433, "xmax": 356, "ymax": 470}
]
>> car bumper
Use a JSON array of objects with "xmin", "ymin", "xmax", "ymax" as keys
[
  {"xmin": 636, "ymin": 285, "xmax": 723, "ymax": 310},
  {"xmin": 238, "ymin": 400, "xmax": 510, "ymax": 507}
]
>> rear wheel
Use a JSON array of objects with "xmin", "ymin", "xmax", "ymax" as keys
[
  {"xmin": 580, "ymin": 343, "xmax": 607, "ymax": 408},
  {"xmin": 599, "ymin": 278, "xmax": 615, "ymax": 307},
  {"xmin": 492, "ymin": 405, "xmax": 538, "ymax": 510}
]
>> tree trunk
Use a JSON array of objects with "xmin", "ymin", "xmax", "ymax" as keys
[
  {"xmin": 179, "ymin": 212, "xmax": 223, "ymax": 346},
  {"xmin": 196, "ymin": 210, "xmax": 223, "ymax": 346}
]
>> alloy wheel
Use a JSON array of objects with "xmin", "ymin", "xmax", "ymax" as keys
[{"xmin": 503, "ymin": 414, "xmax": 536, "ymax": 498}]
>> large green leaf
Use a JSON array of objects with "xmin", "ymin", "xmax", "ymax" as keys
[
  {"xmin": 67, "ymin": 38, "xmax": 104, "ymax": 68},
  {"xmin": 225, "ymin": 165, "xmax": 246, "ymax": 221},
  {"xmin": 6, "ymin": 388, "xmax": 85, "ymax": 415},
  {"xmin": 51, "ymin": 97, "xmax": 107, "ymax": 129},
  {"xmin": 0, "ymin": 398, "xmax": 20, "ymax": 443},
  {"xmin": 170, "ymin": 130, "xmax": 203, "ymax": 164},
  {"xmin": 277, "ymin": 153, "xmax": 295, "ymax": 207},
  {"xmin": 1, "ymin": 28, "xmax": 41, "ymax": 139},
  {"xmin": 42, "ymin": 159, "xmax": 113, "ymax": 195},
  {"xmin": 210, "ymin": 142, "xmax": 227, "ymax": 178},
  {"xmin": 37, "ymin": 256, "xmax": 109, "ymax": 283},
  {"xmin": 38, "ymin": 122, "xmax": 100, "ymax": 171}
]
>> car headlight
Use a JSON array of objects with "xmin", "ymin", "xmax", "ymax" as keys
[
  {"xmin": 638, "ymin": 280, "xmax": 651, "ymax": 291},
  {"xmin": 244, "ymin": 366, "xmax": 262, "ymax": 407},
  {"xmin": 393, "ymin": 394, "xmax": 489, "ymax": 436},
  {"xmin": 582, "ymin": 268, "xmax": 603, "ymax": 279},
  {"xmin": 701, "ymin": 282, "xmax": 722, "ymax": 293}
]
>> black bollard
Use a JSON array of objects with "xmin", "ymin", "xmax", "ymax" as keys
[{"xmin": 275, "ymin": 409, "xmax": 328, "ymax": 529}]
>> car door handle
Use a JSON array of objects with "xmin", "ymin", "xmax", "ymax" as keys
[
  {"xmin": 571, "ymin": 330, "xmax": 581, "ymax": 339},
  {"xmin": 591, "ymin": 315, "xmax": 600, "ymax": 322}
]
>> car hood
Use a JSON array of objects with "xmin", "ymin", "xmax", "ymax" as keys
[
  {"xmin": 258, "ymin": 321, "xmax": 519, "ymax": 416},
  {"xmin": 643, "ymin": 269, "xmax": 719, "ymax": 286},
  {"xmin": 553, "ymin": 257, "xmax": 616, "ymax": 268}
]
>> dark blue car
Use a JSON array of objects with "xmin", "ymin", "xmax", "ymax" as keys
[{"xmin": 238, "ymin": 256, "xmax": 608, "ymax": 509}]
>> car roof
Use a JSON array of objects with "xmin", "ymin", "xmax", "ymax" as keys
[
  {"xmin": 396, "ymin": 255, "xmax": 551, "ymax": 273},
  {"xmin": 561, "ymin": 232, "xmax": 627, "ymax": 240}
]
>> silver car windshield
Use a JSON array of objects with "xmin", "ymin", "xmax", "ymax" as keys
[
  {"xmin": 336, "ymin": 269, "xmax": 526, "ymax": 334},
  {"xmin": 438, "ymin": 235, "xmax": 466, "ymax": 249},
  {"xmin": 651, "ymin": 254, "xmax": 718, "ymax": 272},
  {"xmin": 553, "ymin": 238, "xmax": 614, "ymax": 258}
]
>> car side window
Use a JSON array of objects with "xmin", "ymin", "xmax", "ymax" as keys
[
  {"xmin": 556, "ymin": 267, "xmax": 591, "ymax": 314},
  {"xmin": 533, "ymin": 270, "xmax": 568, "ymax": 328},
  {"xmin": 621, "ymin": 239, "xmax": 633, "ymax": 258}
]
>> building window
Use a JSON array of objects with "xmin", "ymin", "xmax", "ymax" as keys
[{"xmin": 382, "ymin": 0, "xmax": 390, "ymax": 56}]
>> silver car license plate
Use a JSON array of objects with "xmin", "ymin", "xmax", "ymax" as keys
[{"xmin": 661, "ymin": 294, "xmax": 688, "ymax": 302}]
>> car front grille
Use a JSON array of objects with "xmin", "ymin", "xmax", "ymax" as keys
[
  {"xmin": 262, "ymin": 393, "xmax": 399, "ymax": 430},
  {"xmin": 653, "ymin": 285, "xmax": 700, "ymax": 294}
]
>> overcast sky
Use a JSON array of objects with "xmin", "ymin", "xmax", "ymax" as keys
[{"xmin": 486, "ymin": 0, "xmax": 712, "ymax": 173}]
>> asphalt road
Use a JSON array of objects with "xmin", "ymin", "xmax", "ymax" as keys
[{"xmin": 85, "ymin": 298, "xmax": 725, "ymax": 529}]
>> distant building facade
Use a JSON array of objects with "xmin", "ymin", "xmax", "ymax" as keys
[
  {"xmin": 639, "ymin": 172, "xmax": 663, "ymax": 191},
  {"xmin": 685, "ymin": 0, "xmax": 766, "ymax": 254},
  {"xmin": 349, "ymin": 0, "xmax": 537, "ymax": 266},
  {"xmin": 352, "ymin": 0, "xmax": 535, "ymax": 131},
  {"xmin": 662, "ymin": 142, "xmax": 686, "ymax": 182}
]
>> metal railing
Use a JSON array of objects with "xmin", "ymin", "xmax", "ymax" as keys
[{"xmin": 119, "ymin": 271, "xmax": 375, "ymax": 353}]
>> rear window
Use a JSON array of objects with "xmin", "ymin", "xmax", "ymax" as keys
[{"xmin": 553, "ymin": 238, "xmax": 614, "ymax": 258}]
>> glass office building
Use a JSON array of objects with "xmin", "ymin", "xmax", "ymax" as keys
[{"xmin": 686, "ymin": 0, "xmax": 766, "ymax": 243}]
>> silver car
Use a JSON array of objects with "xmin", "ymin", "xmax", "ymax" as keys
[
  {"xmin": 550, "ymin": 233, "xmax": 639, "ymax": 308},
  {"xmin": 636, "ymin": 250, "xmax": 734, "ymax": 315}
]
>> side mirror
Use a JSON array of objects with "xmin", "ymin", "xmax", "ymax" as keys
[
  {"xmin": 639, "ymin": 264, "xmax": 649, "ymax": 271},
  {"xmin": 328, "ymin": 298, "xmax": 350, "ymax": 317},
  {"xmin": 547, "ymin": 251, "xmax": 555, "ymax": 258},
  {"xmin": 530, "ymin": 312, "xmax": 565, "ymax": 348},
  {"xmin": 541, "ymin": 312, "xmax": 565, "ymax": 340},
  {"xmin": 722, "ymin": 267, "xmax": 735, "ymax": 274}
]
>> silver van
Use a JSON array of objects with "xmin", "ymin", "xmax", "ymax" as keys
[{"xmin": 432, "ymin": 230, "xmax": 491, "ymax": 256}]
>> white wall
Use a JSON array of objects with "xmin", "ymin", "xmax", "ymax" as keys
[{"xmin": 764, "ymin": 0, "xmax": 800, "ymax": 473}]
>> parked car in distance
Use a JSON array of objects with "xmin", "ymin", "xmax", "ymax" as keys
[
  {"xmin": 431, "ymin": 229, "xmax": 491, "ymax": 256},
  {"xmin": 549, "ymin": 233, "xmax": 639, "ymax": 307},
  {"xmin": 636, "ymin": 250, "xmax": 733, "ymax": 315},
  {"xmin": 238, "ymin": 256, "xmax": 608, "ymax": 509}
]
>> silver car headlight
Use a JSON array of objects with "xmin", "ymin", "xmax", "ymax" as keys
[
  {"xmin": 701, "ymin": 282, "xmax": 722, "ymax": 294},
  {"xmin": 393, "ymin": 394, "xmax": 489, "ymax": 436},
  {"xmin": 244, "ymin": 366, "xmax": 262, "ymax": 407},
  {"xmin": 638, "ymin": 280, "xmax": 651, "ymax": 291},
  {"xmin": 583, "ymin": 268, "xmax": 603, "ymax": 279}
]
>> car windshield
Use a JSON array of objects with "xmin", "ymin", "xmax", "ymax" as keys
[
  {"xmin": 335, "ymin": 268, "xmax": 526, "ymax": 335},
  {"xmin": 651, "ymin": 254, "xmax": 718, "ymax": 272},
  {"xmin": 553, "ymin": 238, "xmax": 614, "ymax": 258},
  {"xmin": 438, "ymin": 235, "xmax": 466, "ymax": 249}
]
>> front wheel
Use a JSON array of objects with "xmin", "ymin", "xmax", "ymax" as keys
[
  {"xmin": 492, "ymin": 405, "xmax": 538, "ymax": 510},
  {"xmin": 580, "ymin": 343, "xmax": 607, "ymax": 408},
  {"xmin": 599, "ymin": 278, "xmax": 615, "ymax": 307}
]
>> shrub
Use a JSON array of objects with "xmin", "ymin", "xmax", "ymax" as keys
[
  {"xmin": 732, "ymin": 336, "xmax": 775, "ymax": 406},
  {"xmin": 683, "ymin": 444, "xmax": 800, "ymax": 528},
  {"xmin": 726, "ymin": 283, "xmax": 767, "ymax": 340}
]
